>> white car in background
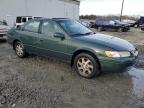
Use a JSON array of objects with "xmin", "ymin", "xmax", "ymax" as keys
[{"xmin": 0, "ymin": 21, "xmax": 10, "ymax": 39}]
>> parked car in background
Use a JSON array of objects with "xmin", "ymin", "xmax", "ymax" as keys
[
  {"xmin": 133, "ymin": 17, "xmax": 144, "ymax": 27},
  {"xmin": 95, "ymin": 19, "xmax": 130, "ymax": 32},
  {"xmin": 89, "ymin": 21, "xmax": 96, "ymax": 28},
  {"xmin": 122, "ymin": 19, "xmax": 136, "ymax": 27},
  {"xmin": 79, "ymin": 20, "xmax": 96, "ymax": 28},
  {"xmin": 0, "ymin": 21, "xmax": 10, "ymax": 39},
  {"xmin": 79, "ymin": 20, "xmax": 91, "ymax": 27},
  {"xmin": 7, "ymin": 18, "xmax": 138, "ymax": 78}
]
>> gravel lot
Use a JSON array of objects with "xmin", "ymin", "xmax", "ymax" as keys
[{"xmin": 0, "ymin": 28, "xmax": 144, "ymax": 108}]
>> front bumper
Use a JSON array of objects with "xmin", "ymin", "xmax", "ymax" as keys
[
  {"xmin": 99, "ymin": 56, "xmax": 137, "ymax": 73},
  {"xmin": 0, "ymin": 31, "xmax": 8, "ymax": 37}
]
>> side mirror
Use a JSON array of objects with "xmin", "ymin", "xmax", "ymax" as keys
[{"xmin": 54, "ymin": 32, "xmax": 65, "ymax": 40}]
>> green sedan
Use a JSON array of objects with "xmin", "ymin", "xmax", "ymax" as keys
[{"xmin": 7, "ymin": 18, "xmax": 138, "ymax": 78}]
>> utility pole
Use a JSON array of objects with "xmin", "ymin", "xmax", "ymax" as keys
[{"xmin": 120, "ymin": 0, "xmax": 125, "ymax": 21}]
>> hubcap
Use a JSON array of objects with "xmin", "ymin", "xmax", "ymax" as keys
[
  {"xmin": 119, "ymin": 28, "xmax": 122, "ymax": 32},
  {"xmin": 77, "ymin": 57, "xmax": 94, "ymax": 77},
  {"xmin": 16, "ymin": 43, "xmax": 23, "ymax": 56}
]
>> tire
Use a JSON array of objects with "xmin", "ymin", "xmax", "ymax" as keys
[
  {"xmin": 14, "ymin": 41, "xmax": 26, "ymax": 58},
  {"xmin": 74, "ymin": 53, "xmax": 100, "ymax": 78},
  {"xmin": 0, "ymin": 34, "xmax": 3, "ymax": 37},
  {"xmin": 118, "ymin": 27, "xmax": 123, "ymax": 32},
  {"xmin": 97, "ymin": 27, "xmax": 103, "ymax": 32},
  {"xmin": 134, "ymin": 24, "xmax": 138, "ymax": 28}
]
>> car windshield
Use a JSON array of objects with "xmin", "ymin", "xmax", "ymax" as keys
[
  {"xmin": 114, "ymin": 20, "xmax": 121, "ymax": 24},
  {"xmin": 56, "ymin": 20, "xmax": 94, "ymax": 37}
]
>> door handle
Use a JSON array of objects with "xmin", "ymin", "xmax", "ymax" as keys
[{"xmin": 39, "ymin": 39, "xmax": 44, "ymax": 42}]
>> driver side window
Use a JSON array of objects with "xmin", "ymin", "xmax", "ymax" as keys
[
  {"xmin": 24, "ymin": 20, "xmax": 40, "ymax": 33},
  {"xmin": 41, "ymin": 20, "xmax": 63, "ymax": 36}
]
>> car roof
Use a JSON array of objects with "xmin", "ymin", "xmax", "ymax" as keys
[
  {"xmin": 52, "ymin": 18, "xmax": 70, "ymax": 20},
  {"xmin": 33, "ymin": 18, "xmax": 71, "ymax": 21}
]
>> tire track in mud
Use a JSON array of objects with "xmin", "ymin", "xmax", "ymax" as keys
[
  {"xmin": 0, "ymin": 79, "xmax": 71, "ymax": 108},
  {"xmin": 0, "ymin": 43, "xmax": 144, "ymax": 108},
  {"xmin": 0, "ymin": 43, "xmax": 73, "ymax": 108}
]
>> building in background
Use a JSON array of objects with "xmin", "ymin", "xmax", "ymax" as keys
[{"xmin": 0, "ymin": 0, "xmax": 80, "ymax": 27}]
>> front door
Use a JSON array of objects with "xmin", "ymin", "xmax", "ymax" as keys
[{"xmin": 37, "ymin": 20, "xmax": 69, "ymax": 61}]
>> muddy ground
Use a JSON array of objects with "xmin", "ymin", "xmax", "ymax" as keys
[{"xmin": 0, "ymin": 28, "xmax": 144, "ymax": 108}]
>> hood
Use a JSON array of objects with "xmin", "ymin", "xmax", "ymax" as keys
[
  {"xmin": 74, "ymin": 34, "xmax": 135, "ymax": 51},
  {"xmin": 114, "ymin": 21, "xmax": 130, "ymax": 26}
]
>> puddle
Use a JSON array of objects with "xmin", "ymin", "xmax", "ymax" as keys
[{"xmin": 128, "ymin": 67, "xmax": 144, "ymax": 98}]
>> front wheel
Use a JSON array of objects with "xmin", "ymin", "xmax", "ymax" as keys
[
  {"xmin": 14, "ymin": 41, "xmax": 26, "ymax": 58},
  {"xmin": 118, "ymin": 27, "xmax": 123, "ymax": 32},
  {"xmin": 74, "ymin": 53, "xmax": 100, "ymax": 78}
]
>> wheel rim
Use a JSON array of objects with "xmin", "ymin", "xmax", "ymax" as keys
[
  {"xmin": 119, "ymin": 28, "xmax": 122, "ymax": 32},
  {"xmin": 77, "ymin": 57, "xmax": 94, "ymax": 77},
  {"xmin": 15, "ymin": 43, "xmax": 24, "ymax": 56}
]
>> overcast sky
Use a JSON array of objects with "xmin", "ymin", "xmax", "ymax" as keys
[{"xmin": 80, "ymin": 0, "xmax": 144, "ymax": 16}]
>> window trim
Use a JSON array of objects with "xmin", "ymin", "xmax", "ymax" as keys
[{"xmin": 39, "ymin": 19, "xmax": 66, "ymax": 36}]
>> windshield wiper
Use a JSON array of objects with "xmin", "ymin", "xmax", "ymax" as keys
[
  {"xmin": 71, "ymin": 33, "xmax": 85, "ymax": 36},
  {"xmin": 71, "ymin": 32, "xmax": 95, "ymax": 36},
  {"xmin": 83, "ymin": 32, "xmax": 95, "ymax": 35}
]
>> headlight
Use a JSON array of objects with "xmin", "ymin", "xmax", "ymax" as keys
[{"xmin": 105, "ymin": 51, "xmax": 131, "ymax": 58}]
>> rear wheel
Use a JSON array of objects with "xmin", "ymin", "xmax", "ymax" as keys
[
  {"xmin": 97, "ymin": 27, "xmax": 103, "ymax": 32},
  {"xmin": 118, "ymin": 27, "xmax": 123, "ymax": 32},
  {"xmin": 14, "ymin": 41, "xmax": 26, "ymax": 58},
  {"xmin": 74, "ymin": 53, "xmax": 100, "ymax": 78}
]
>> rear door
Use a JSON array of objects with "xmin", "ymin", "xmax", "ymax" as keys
[{"xmin": 17, "ymin": 20, "xmax": 41, "ymax": 54}]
